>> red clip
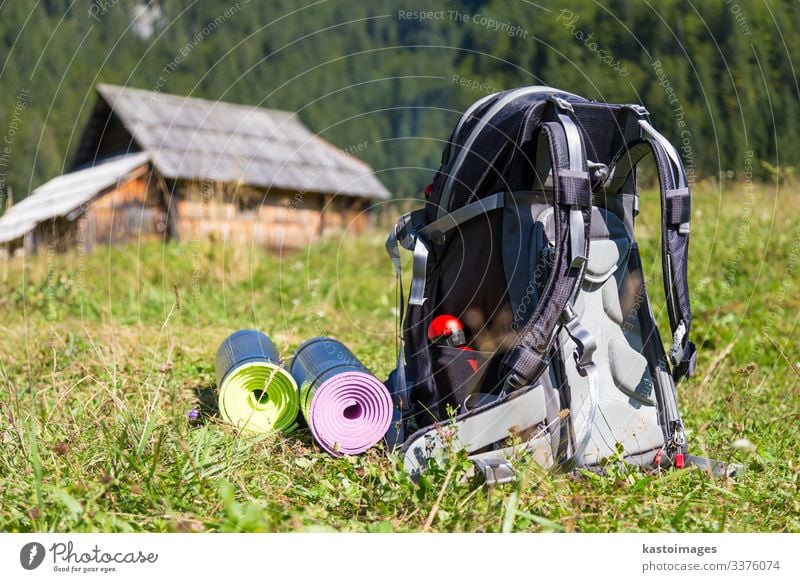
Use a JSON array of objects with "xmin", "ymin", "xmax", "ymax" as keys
[
  {"xmin": 423, "ymin": 182, "xmax": 434, "ymax": 197},
  {"xmin": 674, "ymin": 452, "xmax": 685, "ymax": 469}
]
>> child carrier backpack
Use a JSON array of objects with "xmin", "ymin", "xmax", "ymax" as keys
[{"xmin": 385, "ymin": 86, "xmax": 733, "ymax": 484}]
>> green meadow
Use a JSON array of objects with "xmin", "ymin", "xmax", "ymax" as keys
[{"xmin": 0, "ymin": 182, "xmax": 797, "ymax": 532}]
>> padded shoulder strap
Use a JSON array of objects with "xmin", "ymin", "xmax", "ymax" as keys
[
  {"xmin": 607, "ymin": 118, "xmax": 696, "ymax": 380},
  {"xmin": 501, "ymin": 98, "xmax": 592, "ymax": 388}
]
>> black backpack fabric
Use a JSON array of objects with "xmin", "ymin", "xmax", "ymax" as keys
[{"xmin": 385, "ymin": 86, "xmax": 727, "ymax": 483}]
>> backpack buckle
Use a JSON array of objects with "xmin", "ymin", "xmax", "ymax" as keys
[
  {"xmin": 472, "ymin": 458, "xmax": 516, "ymax": 486},
  {"xmin": 569, "ymin": 207, "xmax": 588, "ymax": 268},
  {"xmin": 587, "ymin": 160, "xmax": 610, "ymax": 187},
  {"xmin": 624, "ymin": 103, "xmax": 649, "ymax": 117},
  {"xmin": 561, "ymin": 305, "xmax": 597, "ymax": 372},
  {"xmin": 503, "ymin": 371, "xmax": 527, "ymax": 393},
  {"xmin": 548, "ymin": 95, "xmax": 575, "ymax": 113},
  {"xmin": 668, "ymin": 321, "xmax": 687, "ymax": 366}
]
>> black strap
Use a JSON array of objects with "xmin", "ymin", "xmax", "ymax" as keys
[
  {"xmin": 384, "ymin": 208, "xmax": 427, "ymax": 448},
  {"xmin": 608, "ymin": 121, "xmax": 696, "ymax": 380},
  {"xmin": 500, "ymin": 100, "xmax": 592, "ymax": 387}
]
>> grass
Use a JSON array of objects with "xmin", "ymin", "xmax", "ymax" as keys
[{"xmin": 0, "ymin": 181, "xmax": 798, "ymax": 533}]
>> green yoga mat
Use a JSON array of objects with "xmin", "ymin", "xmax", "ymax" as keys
[{"xmin": 215, "ymin": 330, "xmax": 299, "ymax": 434}]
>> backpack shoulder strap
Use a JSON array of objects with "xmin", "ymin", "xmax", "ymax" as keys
[
  {"xmin": 606, "ymin": 114, "xmax": 697, "ymax": 381},
  {"xmin": 500, "ymin": 97, "xmax": 593, "ymax": 389}
]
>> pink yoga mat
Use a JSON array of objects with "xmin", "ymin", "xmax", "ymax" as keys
[{"xmin": 291, "ymin": 338, "xmax": 392, "ymax": 456}]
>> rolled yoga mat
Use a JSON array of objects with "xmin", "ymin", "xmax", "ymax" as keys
[
  {"xmin": 215, "ymin": 330, "xmax": 299, "ymax": 434},
  {"xmin": 290, "ymin": 337, "xmax": 392, "ymax": 456}
]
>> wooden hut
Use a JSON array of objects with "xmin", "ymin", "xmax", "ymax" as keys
[{"xmin": 0, "ymin": 85, "xmax": 390, "ymax": 254}]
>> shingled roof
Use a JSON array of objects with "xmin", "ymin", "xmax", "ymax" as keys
[
  {"xmin": 0, "ymin": 153, "xmax": 150, "ymax": 245},
  {"xmin": 76, "ymin": 84, "xmax": 390, "ymax": 200}
]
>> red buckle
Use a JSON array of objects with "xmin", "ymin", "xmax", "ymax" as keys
[{"xmin": 674, "ymin": 452, "xmax": 685, "ymax": 469}]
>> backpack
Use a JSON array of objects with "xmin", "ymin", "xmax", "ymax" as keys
[{"xmin": 385, "ymin": 86, "xmax": 730, "ymax": 484}]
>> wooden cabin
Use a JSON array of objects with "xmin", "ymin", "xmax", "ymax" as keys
[{"xmin": 0, "ymin": 85, "xmax": 390, "ymax": 254}]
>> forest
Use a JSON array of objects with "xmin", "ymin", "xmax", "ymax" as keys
[{"xmin": 1, "ymin": 0, "xmax": 798, "ymax": 205}]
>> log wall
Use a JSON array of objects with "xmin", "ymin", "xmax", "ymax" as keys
[{"xmin": 174, "ymin": 183, "xmax": 372, "ymax": 249}]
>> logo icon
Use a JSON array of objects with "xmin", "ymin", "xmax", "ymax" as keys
[{"xmin": 20, "ymin": 542, "xmax": 46, "ymax": 570}]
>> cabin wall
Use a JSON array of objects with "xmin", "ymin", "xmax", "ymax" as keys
[
  {"xmin": 19, "ymin": 169, "xmax": 166, "ymax": 254},
  {"xmin": 174, "ymin": 182, "xmax": 372, "ymax": 249},
  {"xmin": 26, "ymin": 217, "xmax": 79, "ymax": 254},
  {"xmin": 321, "ymin": 195, "xmax": 371, "ymax": 235},
  {"xmin": 8, "ymin": 176, "xmax": 375, "ymax": 256},
  {"xmin": 84, "ymin": 171, "xmax": 166, "ymax": 244}
]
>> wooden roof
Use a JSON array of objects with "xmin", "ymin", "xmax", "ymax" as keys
[
  {"xmin": 76, "ymin": 84, "xmax": 390, "ymax": 200},
  {"xmin": 0, "ymin": 153, "xmax": 150, "ymax": 244}
]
